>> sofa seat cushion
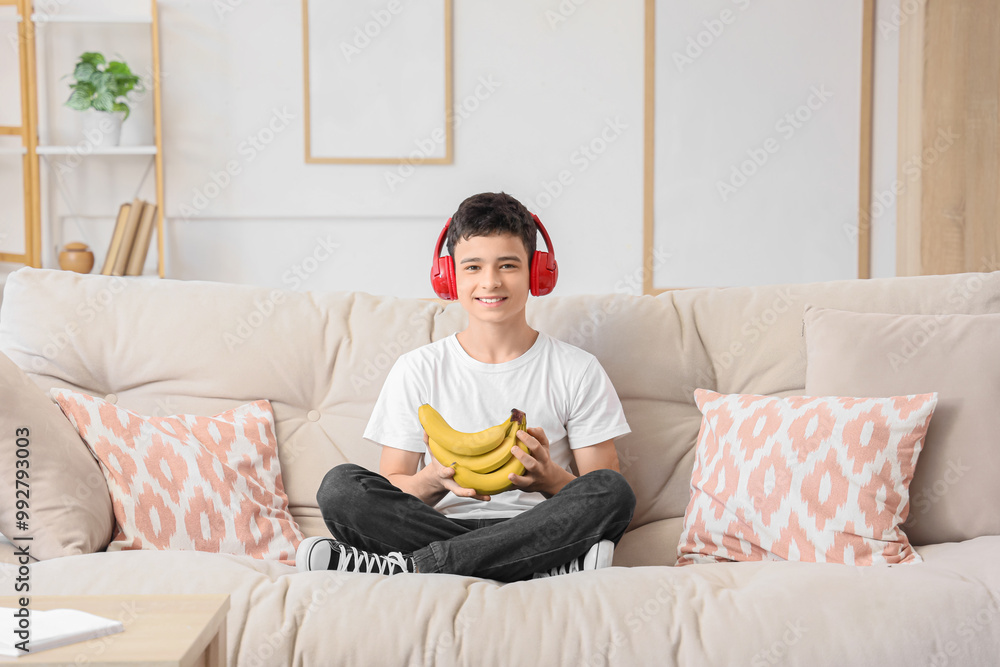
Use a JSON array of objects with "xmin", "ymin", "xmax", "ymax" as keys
[
  {"xmin": 614, "ymin": 517, "xmax": 684, "ymax": 567},
  {"xmin": 7, "ymin": 538, "xmax": 999, "ymax": 666}
]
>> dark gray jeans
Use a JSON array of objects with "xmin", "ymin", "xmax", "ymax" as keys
[{"xmin": 316, "ymin": 463, "xmax": 636, "ymax": 582}]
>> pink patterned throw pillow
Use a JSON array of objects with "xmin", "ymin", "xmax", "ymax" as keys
[
  {"xmin": 50, "ymin": 389, "xmax": 304, "ymax": 565},
  {"xmin": 677, "ymin": 389, "xmax": 937, "ymax": 567}
]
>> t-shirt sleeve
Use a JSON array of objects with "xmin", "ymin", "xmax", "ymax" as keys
[
  {"xmin": 362, "ymin": 356, "xmax": 427, "ymax": 453},
  {"xmin": 566, "ymin": 356, "xmax": 631, "ymax": 449}
]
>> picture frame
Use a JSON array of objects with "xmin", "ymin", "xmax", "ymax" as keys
[{"xmin": 302, "ymin": 0, "xmax": 454, "ymax": 164}]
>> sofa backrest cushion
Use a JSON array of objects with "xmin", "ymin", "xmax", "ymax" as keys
[
  {"xmin": 804, "ymin": 306, "xmax": 1000, "ymax": 545},
  {"xmin": 1, "ymin": 268, "xmax": 998, "ymax": 548},
  {"xmin": 0, "ymin": 349, "xmax": 114, "ymax": 558}
]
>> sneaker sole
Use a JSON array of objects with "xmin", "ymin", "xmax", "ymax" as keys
[{"xmin": 296, "ymin": 536, "xmax": 331, "ymax": 573}]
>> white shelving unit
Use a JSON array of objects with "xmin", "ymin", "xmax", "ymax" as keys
[{"xmin": 1, "ymin": 0, "xmax": 166, "ymax": 277}]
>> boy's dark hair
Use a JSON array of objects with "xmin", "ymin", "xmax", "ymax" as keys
[{"xmin": 446, "ymin": 192, "xmax": 536, "ymax": 268}]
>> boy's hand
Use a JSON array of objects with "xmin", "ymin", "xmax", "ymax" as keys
[
  {"xmin": 422, "ymin": 430, "xmax": 492, "ymax": 502},
  {"xmin": 508, "ymin": 427, "xmax": 575, "ymax": 496}
]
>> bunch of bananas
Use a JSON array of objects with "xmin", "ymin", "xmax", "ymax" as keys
[{"xmin": 418, "ymin": 404, "xmax": 528, "ymax": 496}]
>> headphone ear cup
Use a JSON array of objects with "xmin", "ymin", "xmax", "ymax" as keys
[
  {"xmin": 430, "ymin": 217, "xmax": 458, "ymax": 300},
  {"xmin": 530, "ymin": 251, "xmax": 558, "ymax": 296},
  {"xmin": 432, "ymin": 255, "xmax": 458, "ymax": 300}
]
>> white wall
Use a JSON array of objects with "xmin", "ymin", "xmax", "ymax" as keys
[
  {"xmin": 1, "ymin": 0, "xmax": 900, "ymax": 295},
  {"xmin": 655, "ymin": 0, "xmax": 869, "ymax": 289}
]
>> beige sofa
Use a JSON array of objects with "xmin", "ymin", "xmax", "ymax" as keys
[{"xmin": 2, "ymin": 266, "xmax": 999, "ymax": 666}]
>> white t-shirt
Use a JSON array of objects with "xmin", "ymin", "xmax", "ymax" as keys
[{"xmin": 362, "ymin": 331, "xmax": 631, "ymax": 519}]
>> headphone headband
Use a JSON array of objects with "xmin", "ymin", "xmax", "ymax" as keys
[{"xmin": 531, "ymin": 214, "xmax": 556, "ymax": 259}]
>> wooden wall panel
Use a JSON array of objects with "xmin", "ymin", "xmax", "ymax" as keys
[{"xmin": 898, "ymin": 0, "xmax": 1000, "ymax": 276}]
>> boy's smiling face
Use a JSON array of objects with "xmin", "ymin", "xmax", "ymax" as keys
[{"xmin": 453, "ymin": 232, "xmax": 531, "ymax": 324}]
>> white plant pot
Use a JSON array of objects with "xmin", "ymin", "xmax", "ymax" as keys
[{"xmin": 81, "ymin": 109, "xmax": 124, "ymax": 149}]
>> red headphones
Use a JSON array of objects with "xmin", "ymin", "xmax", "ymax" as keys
[{"xmin": 430, "ymin": 213, "xmax": 558, "ymax": 301}]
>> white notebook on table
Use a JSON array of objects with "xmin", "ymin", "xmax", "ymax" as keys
[{"xmin": 1, "ymin": 607, "xmax": 124, "ymax": 658}]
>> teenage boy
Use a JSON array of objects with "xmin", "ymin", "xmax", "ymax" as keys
[{"xmin": 297, "ymin": 192, "xmax": 635, "ymax": 582}]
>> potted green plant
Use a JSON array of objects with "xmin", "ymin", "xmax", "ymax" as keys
[{"xmin": 63, "ymin": 51, "xmax": 144, "ymax": 148}]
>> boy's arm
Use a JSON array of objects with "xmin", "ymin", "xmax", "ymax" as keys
[
  {"xmin": 509, "ymin": 429, "xmax": 623, "ymax": 497},
  {"xmin": 379, "ymin": 434, "xmax": 493, "ymax": 506},
  {"xmin": 572, "ymin": 439, "xmax": 622, "ymax": 475}
]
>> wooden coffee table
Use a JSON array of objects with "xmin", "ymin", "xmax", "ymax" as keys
[{"xmin": 0, "ymin": 595, "xmax": 230, "ymax": 666}]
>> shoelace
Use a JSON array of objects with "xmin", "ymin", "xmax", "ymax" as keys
[
  {"xmin": 334, "ymin": 543, "xmax": 410, "ymax": 575},
  {"xmin": 541, "ymin": 555, "xmax": 584, "ymax": 577}
]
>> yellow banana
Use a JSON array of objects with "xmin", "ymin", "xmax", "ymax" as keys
[
  {"xmin": 418, "ymin": 404, "xmax": 512, "ymax": 456},
  {"xmin": 451, "ymin": 452, "xmax": 527, "ymax": 496},
  {"xmin": 428, "ymin": 425, "xmax": 527, "ymax": 474},
  {"xmin": 420, "ymin": 406, "xmax": 529, "ymax": 495}
]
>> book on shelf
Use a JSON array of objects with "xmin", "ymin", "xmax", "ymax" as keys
[
  {"xmin": 0, "ymin": 606, "xmax": 124, "ymax": 657},
  {"xmin": 125, "ymin": 201, "xmax": 157, "ymax": 276},
  {"xmin": 99, "ymin": 202, "xmax": 133, "ymax": 276},
  {"xmin": 111, "ymin": 197, "xmax": 146, "ymax": 276}
]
